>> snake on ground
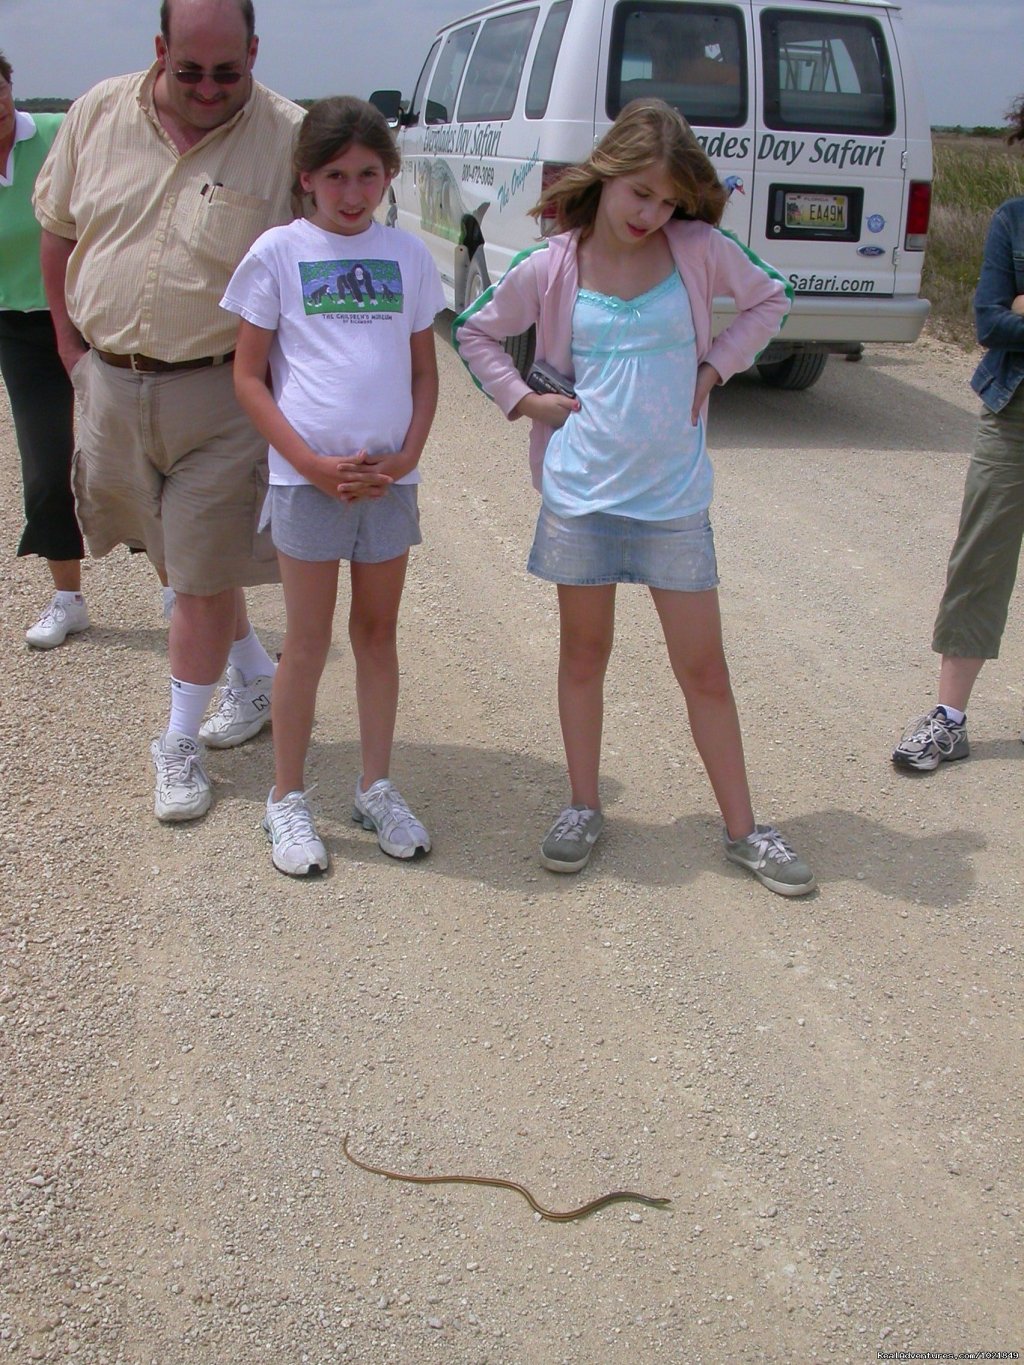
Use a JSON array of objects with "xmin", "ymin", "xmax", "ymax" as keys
[{"xmin": 343, "ymin": 1134, "xmax": 671, "ymax": 1222}]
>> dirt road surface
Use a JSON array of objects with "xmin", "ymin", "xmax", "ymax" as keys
[{"xmin": 1, "ymin": 331, "xmax": 1021, "ymax": 1364}]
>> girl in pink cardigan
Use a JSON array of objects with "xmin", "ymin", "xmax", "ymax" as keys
[{"xmin": 453, "ymin": 100, "xmax": 814, "ymax": 896}]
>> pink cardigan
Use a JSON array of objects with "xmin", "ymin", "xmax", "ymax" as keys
[{"xmin": 452, "ymin": 220, "xmax": 792, "ymax": 489}]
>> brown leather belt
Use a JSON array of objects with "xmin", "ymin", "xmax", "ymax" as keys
[{"xmin": 93, "ymin": 349, "xmax": 235, "ymax": 373}]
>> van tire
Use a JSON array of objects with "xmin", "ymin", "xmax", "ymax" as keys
[
  {"xmin": 465, "ymin": 250, "xmax": 490, "ymax": 307},
  {"xmin": 504, "ymin": 326, "xmax": 536, "ymax": 378},
  {"xmin": 466, "ymin": 249, "xmax": 534, "ymax": 377},
  {"xmin": 757, "ymin": 352, "xmax": 828, "ymax": 390}
]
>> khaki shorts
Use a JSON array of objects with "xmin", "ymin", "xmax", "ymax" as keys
[{"xmin": 71, "ymin": 352, "xmax": 278, "ymax": 595}]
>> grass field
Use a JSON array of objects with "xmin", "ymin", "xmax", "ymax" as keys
[{"xmin": 925, "ymin": 133, "xmax": 1024, "ymax": 347}]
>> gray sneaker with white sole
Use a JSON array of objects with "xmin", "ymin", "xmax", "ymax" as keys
[{"xmin": 540, "ymin": 805, "xmax": 604, "ymax": 873}]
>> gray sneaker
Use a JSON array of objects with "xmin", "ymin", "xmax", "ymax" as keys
[
  {"xmin": 540, "ymin": 804, "xmax": 604, "ymax": 873},
  {"xmin": 352, "ymin": 778, "xmax": 431, "ymax": 859},
  {"xmin": 724, "ymin": 824, "xmax": 815, "ymax": 897},
  {"xmin": 151, "ymin": 731, "xmax": 211, "ymax": 822},
  {"xmin": 892, "ymin": 706, "xmax": 969, "ymax": 772}
]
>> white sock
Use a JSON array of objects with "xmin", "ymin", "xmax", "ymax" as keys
[
  {"xmin": 228, "ymin": 626, "xmax": 276, "ymax": 684},
  {"xmin": 54, "ymin": 589, "xmax": 84, "ymax": 605},
  {"xmin": 167, "ymin": 677, "xmax": 217, "ymax": 740},
  {"xmin": 938, "ymin": 704, "xmax": 966, "ymax": 724}
]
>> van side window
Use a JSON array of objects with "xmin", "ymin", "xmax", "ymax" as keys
[
  {"xmin": 407, "ymin": 39, "xmax": 442, "ymax": 127},
  {"xmin": 608, "ymin": 3, "xmax": 746, "ymax": 127},
  {"xmin": 761, "ymin": 11, "xmax": 895, "ymax": 135},
  {"xmin": 425, "ymin": 24, "xmax": 479, "ymax": 124},
  {"xmin": 458, "ymin": 10, "xmax": 540, "ymax": 122},
  {"xmin": 526, "ymin": 1, "xmax": 572, "ymax": 120}
]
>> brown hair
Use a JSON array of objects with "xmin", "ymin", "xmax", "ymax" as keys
[
  {"xmin": 531, "ymin": 98, "xmax": 728, "ymax": 236},
  {"xmin": 161, "ymin": 0, "xmax": 256, "ymax": 44},
  {"xmin": 0, "ymin": 50, "xmax": 12, "ymax": 86},
  {"xmin": 291, "ymin": 95, "xmax": 400, "ymax": 217},
  {"xmin": 1007, "ymin": 93, "xmax": 1024, "ymax": 145}
]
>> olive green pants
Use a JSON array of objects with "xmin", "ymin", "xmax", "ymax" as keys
[{"xmin": 932, "ymin": 383, "xmax": 1024, "ymax": 660}]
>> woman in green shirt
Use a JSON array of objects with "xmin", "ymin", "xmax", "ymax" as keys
[{"xmin": 0, "ymin": 49, "xmax": 86, "ymax": 648}]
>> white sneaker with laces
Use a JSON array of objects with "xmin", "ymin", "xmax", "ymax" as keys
[
  {"xmin": 26, "ymin": 594, "xmax": 90, "ymax": 649},
  {"xmin": 151, "ymin": 731, "xmax": 212, "ymax": 822},
  {"xmin": 263, "ymin": 787, "xmax": 329, "ymax": 877},
  {"xmin": 352, "ymin": 777, "xmax": 431, "ymax": 859},
  {"xmin": 199, "ymin": 665, "xmax": 273, "ymax": 748}
]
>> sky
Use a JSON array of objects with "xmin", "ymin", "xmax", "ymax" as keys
[{"xmin": 1, "ymin": 0, "xmax": 1018, "ymax": 130}]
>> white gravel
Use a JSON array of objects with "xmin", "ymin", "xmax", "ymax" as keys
[{"xmin": 0, "ymin": 330, "xmax": 1020, "ymax": 1363}]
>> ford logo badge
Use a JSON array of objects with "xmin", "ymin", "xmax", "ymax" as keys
[{"xmin": 858, "ymin": 245, "xmax": 885, "ymax": 257}]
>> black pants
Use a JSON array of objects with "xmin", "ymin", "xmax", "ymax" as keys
[{"xmin": 0, "ymin": 309, "xmax": 83, "ymax": 561}]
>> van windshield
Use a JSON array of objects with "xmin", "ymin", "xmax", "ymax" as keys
[
  {"xmin": 761, "ymin": 10, "xmax": 896, "ymax": 135},
  {"xmin": 608, "ymin": 3, "xmax": 746, "ymax": 127}
]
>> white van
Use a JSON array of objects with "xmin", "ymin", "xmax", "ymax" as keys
[{"xmin": 372, "ymin": 0, "xmax": 932, "ymax": 389}]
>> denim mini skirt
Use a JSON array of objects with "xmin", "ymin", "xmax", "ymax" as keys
[{"xmin": 527, "ymin": 504, "xmax": 719, "ymax": 591}]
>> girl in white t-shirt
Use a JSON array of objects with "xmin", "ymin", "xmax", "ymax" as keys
[{"xmin": 222, "ymin": 97, "xmax": 444, "ymax": 877}]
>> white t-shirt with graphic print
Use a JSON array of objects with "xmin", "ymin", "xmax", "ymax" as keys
[{"xmin": 221, "ymin": 218, "xmax": 445, "ymax": 486}]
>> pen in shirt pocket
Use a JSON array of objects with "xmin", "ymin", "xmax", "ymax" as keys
[{"xmin": 200, "ymin": 181, "xmax": 224, "ymax": 201}]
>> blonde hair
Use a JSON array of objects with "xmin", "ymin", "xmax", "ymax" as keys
[{"xmin": 531, "ymin": 99, "xmax": 727, "ymax": 236}]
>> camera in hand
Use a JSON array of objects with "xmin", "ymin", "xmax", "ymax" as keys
[{"xmin": 526, "ymin": 360, "xmax": 577, "ymax": 399}]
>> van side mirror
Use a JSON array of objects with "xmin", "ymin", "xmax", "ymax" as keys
[{"xmin": 369, "ymin": 89, "xmax": 405, "ymax": 127}]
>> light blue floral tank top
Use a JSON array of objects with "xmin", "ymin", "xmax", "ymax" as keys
[{"xmin": 542, "ymin": 271, "xmax": 712, "ymax": 520}]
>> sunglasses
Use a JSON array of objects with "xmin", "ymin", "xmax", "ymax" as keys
[{"xmin": 171, "ymin": 67, "xmax": 245, "ymax": 86}]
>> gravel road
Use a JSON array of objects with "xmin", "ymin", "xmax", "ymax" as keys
[{"xmin": 1, "ymin": 330, "xmax": 1020, "ymax": 1364}]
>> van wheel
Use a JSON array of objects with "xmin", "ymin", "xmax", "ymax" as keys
[
  {"xmin": 466, "ymin": 249, "xmax": 534, "ymax": 377},
  {"xmin": 465, "ymin": 250, "xmax": 490, "ymax": 306},
  {"xmin": 757, "ymin": 352, "xmax": 828, "ymax": 390},
  {"xmin": 504, "ymin": 326, "xmax": 536, "ymax": 379}
]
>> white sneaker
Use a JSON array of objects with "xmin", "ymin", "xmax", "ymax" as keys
[
  {"xmin": 198, "ymin": 665, "xmax": 273, "ymax": 748},
  {"xmin": 151, "ymin": 731, "xmax": 212, "ymax": 822},
  {"xmin": 262, "ymin": 788, "xmax": 329, "ymax": 877},
  {"xmin": 352, "ymin": 777, "xmax": 431, "ymax": 859},
  {"xmin": 25, "ymin": 594, "xmax": 90, "ymax": 649}
]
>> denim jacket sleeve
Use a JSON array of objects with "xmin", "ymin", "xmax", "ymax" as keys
[
  {"xmin": 974, "ymin": 199, "xmax": 1024, "ymax": 351},
  {"xmin": 970, "ymin": 197, "xmax": 1024, "ymax": 411}
]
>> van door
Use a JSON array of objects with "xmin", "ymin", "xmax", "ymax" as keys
[
  {"xmin": 602, "ymin": 2, "xmax": 757, "ymax": 243},
  {"xmin": 751, "ymin": 4, "xmax": 905, "ymax": 319},
  {"xmin": 400, "ymin": 22, "xmax": 480, "ymax": 296},
  {"xmin": 393, "ymin": 38, "xmax": 441, "ymax": 231}
]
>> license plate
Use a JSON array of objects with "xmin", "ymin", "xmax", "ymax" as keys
[{"xmin": 784, "ymin": 192, "xmax": 849, "ymax": 231}]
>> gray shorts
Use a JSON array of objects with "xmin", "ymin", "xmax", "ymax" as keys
[{"xmin": 261, "ymin": 482, "xmax": 422, "ymax": 563}]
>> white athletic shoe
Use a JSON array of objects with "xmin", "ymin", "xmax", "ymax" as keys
[
  {"xmin": 25, "ymin": 594, "xmax": 90, "ymax": 649},
  {"xmin": 199, "ymin": 665, "xmax": 273, "ymax": 748},
  {"xmin": 151, "ymin": 731, "xmax": 212, "ymax": 822},
  {"xmin": 263, "ymin": 788, "xmax": 329, "ymax": 877},
  {"xmin": 352, "ymin": 777, "xmax": 431, "ymax": 859}
]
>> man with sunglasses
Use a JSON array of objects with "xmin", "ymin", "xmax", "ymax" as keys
[{"xmin": 34, "ymin": 0, "xmax": 303, "ymax": 823}]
